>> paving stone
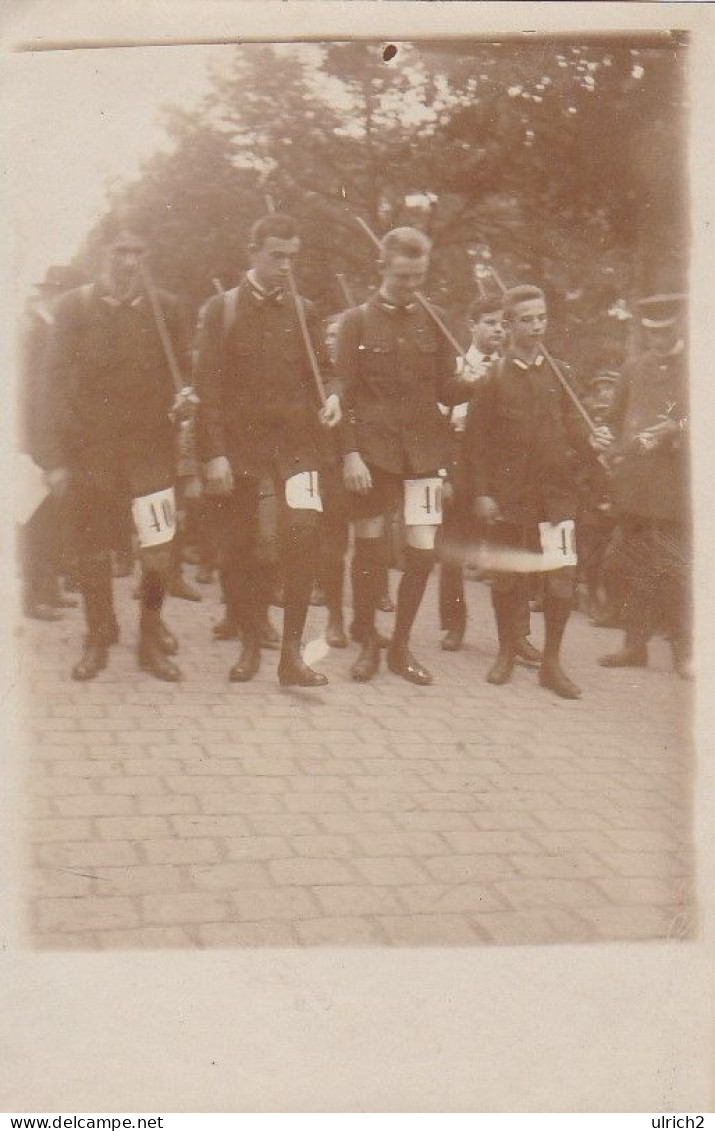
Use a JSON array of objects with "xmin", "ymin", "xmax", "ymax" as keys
[
  {"xmin": 375, "ymin": 914, "xmax": 486, "ymax": 945},
  {"xmin": 198, "ymin": 921, "xmax": 298, "ymax": 947},
  {"xmin": 269, "ymin": 858, "xmax": 354, "ymax": 886},
  {"xmin": 95, "ymin": 927, "xmax": 195, "ymax": 948},
  {"xmin": 294, "ymin": 917, "xmax": 386, "ymax": 945},
  {"xmin": 142, "ymin": 893, "xmax": 231, "ymax": 925},
  {"xmin": 37, "ymin": 897, "xmax": 139, "ymax": 933},
  {"xmin": 230, "ymin": 887, "xmax": 321, "ymax": 922},
  {"xmin": 142, "ymin": 839, "xmax": 221, "ymax": 865}
]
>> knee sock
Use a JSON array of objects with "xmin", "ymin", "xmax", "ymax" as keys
[
  {"xmin": 393, "ymin": 546, "xmax": 435, "ymax": 645},
  {"xmin": 351, "ymin": 536, "xmax": 386, "ymax": 639},
  {"xmin": 543, "ymin": 591, "xmax": 573, "ymax": 664},
  {"xmin": 280, "ymin": 521, "xmax": 319, "ymax": 647}
]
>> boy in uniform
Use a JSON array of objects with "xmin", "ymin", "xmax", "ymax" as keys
[
  {"xmin": 39, "ymin": 219, "xmax": 189, "ymax": 682},
  {"xmin": 194, "ymin": 213, "xmax": 342, "ymax": 687},
  {"xmin": 336, "ymin": 226, "xmax": 467, "ymax": 685},
  {"xmin": 463, "ymin": 284, "xmax": 611, "ymax": 698}
]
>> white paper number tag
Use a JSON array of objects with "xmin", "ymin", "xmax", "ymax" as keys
[
  {"xmin": 403, "ymin": 477, "xmax": 444, "ymax": 527},
  {"xmin": 132, "ymin": 486, "xmax": 177, "ymax": 548},
  {"xmin": 285, "ymin": 470, "xmax": 323, "ymax": 512},
  {"xmin": 538, "ymin": 519, "xmax": 578, "ymax": 569}
]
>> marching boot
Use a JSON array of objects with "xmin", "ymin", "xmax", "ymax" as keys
[
  {"xmin": 278, "ymin": 640, "xmax": 328, "ymax": 688},
  {"xmin": 72, "ymin": 638, "xmax": 108, "ymax": 681},
  {"xmin": 138, "ymin": 613, "xmax": 181, "ymax": 682},
  {"xmin": 386, "ymin": 546, "xmax": 435, "ymax": 686},
  {"xmin": 599, "ymin": 629, "xmax": 648, "ymax": 669},
  {"xmin": 138, "ymin": 565, "xmax": 181, "ymax": 681},
  {"xmin": 486, "ymin": 590, "xmax": 516, "ymax": 686},
  {"xmin": 229, "ymin": 634, "xmax": 262, "ymax": 682},
  {"xmin": 539, "ymin": 661, "xmax": 582, "ymax": 699},
  {"xmin": 439, "ymin": 560, "xmax": 466, "ymax": 650},
  {"xmin": 386, "ymin": 639, "xmax": 433, "ymax": 686},
  {"xmin": 540, "ymin": 591, "xmax": 581, "ymax": 699},
  {"xmin": 514, "ymin": 636, "xmax": 542, "ymax": 668},
  {"xmin": 74, "ymin": 552, "xmax": 117, "ymax": 679},
  {"xmin": 351, "ymin": 630, "xmax": 381, "ymax": 682}
]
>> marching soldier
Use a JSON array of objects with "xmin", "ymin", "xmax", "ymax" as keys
[
  {"xmin": 463, "ymin": 284, "xmax": 611, "ymax": 699},
  {"xmin": 18, "ymin": 265, "xmax": 84, "ymax": 621},
  {"xmin": 336, "ymin": 226, "xmax": 468, "ymax": 686},
  {"xmin": 437, "ymin": 293, "xmax": 541, "ymax": 668},
  {"xmin": 598, "ymin": 294, "xmax": 692, "ymax": 678},
  {"xmin": 194, "ymin": 212, "xmax": 342, "ymax": 687},
  {"xmin": 37, "ymin": 217, "xmax": 190, "ymax": 682}
]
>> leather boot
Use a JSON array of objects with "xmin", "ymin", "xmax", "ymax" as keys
[
  {"xmin": 386, "ymin": 640, "xmax": 433, "ymax": 686},
  {"xmin": 72, "ymin": 638, "xmax": 108, "ymax": 681},
  {"xmin": 539, "ymin": 660, "xmax": 581, "ymax": 699},
  {"xmin": 168, "ymin": 570, "xmax": 202, "ymax": 602},
  {"xmin": 278, "ymin": 641, "xmax": 328, "ymax": 688},
  {"xmin": 351, "ymin": 632, "xmax": 381, "ymax": 682},
  {"xmin": 326, "ymin": 611, "xmax": 348, "ymax": 649},
  {"xmin": 229, "ymin": 634, "xmax": 262, "ymax": 682},
  {"xmin": 599, "ymin": 638, "xmax": 648, "ymax": 668},
  {"xmin": 138, "ymin": 617, "xmax": 181, "ymax": 681}
]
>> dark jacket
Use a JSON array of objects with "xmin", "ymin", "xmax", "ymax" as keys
[
  {"xmin": 462, "ymin": 350, "xmax": 592, "ymax": 526},
  {"xmin": 37, "ymin": 281, "xmax": 184, "ymax": 484},
  {"xmin": 194, "ymin": 277, "xmax": 336, "ymax": 480},
  {"xmin": 18, "ymin": 303, "xmax": 55, "ymax": 466},
  {"xmin": 335, "ymin": 296, "xmax": 467, "ymax": 477},
  {"xmin": 606, "ymin": 346, "xmax": 689, "ymax": 523}
]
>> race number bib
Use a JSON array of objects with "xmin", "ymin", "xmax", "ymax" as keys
[
  {"xmin": 538, "ymin": 519, "xmax": 577, "ymax": 569},
  {"xmin": 285, "ymin": 470, "xmax": 323, "ymax": 512},
  {"xmin": 132, "ymin": 486, "xmax": 177, "ymax": 548},
  {"xmin": 404, "ymin": 477, "xmax": 444, "ymax": 527}
]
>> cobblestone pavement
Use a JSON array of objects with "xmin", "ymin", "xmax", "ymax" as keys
[{"xmin": 20, "ymin": 570, "xmax": 696, "ymax": 949}]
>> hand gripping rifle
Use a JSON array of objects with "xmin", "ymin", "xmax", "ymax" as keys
[{"xmin": 138, "ymin": 258, "xmax": 199, "ymax": 424}]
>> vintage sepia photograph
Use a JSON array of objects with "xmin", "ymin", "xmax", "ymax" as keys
[{"xmin": 12, "ymin": 29, "xmax": 696, "ymax": 956}]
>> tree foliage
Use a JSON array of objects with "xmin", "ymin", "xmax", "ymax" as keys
[{"xmin": 77, "ymin": 36, "xmax": 687, "ymax": 372}]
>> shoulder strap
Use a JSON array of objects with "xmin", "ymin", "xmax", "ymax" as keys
[{"xmin": 222, "ymin": 287, "xmax": 239, "ymax": 337}]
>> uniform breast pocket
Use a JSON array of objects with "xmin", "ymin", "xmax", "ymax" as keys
[{"xmin": 360, "ymin": 342, "xmax": 394, "ymax": 381}]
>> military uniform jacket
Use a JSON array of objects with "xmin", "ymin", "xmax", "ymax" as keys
[
  {"xmin": 606, "ymin": 346, "xmax": 689, "ymax": 523},
  {"xmin": 463, "ymin": 350, "xmax": 591, "ymax": 526},
  {"xmin": 194, "ymin": 277, "xmax": 336, "ymax": 481},
  {"xmin": 18, "ymin": 303, "xmax": 55, "ymax": 466},
  {"xmin": 335, "ymin": 296, "xmax": 466, "ymax": 477},
  {"xmin": 37, "ymin": 281, "xmax": 184, "ymax": 491}
]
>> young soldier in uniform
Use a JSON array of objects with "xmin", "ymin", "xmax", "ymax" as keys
[
  {"xmin": 18, "ymin": 265, "xmax": 84, "ymax": 621},
  {"xmin": 598, "ymin": 294, "xmax": 691, "ymax": 678},
  {"xmin": 438, "ymin": 293, "xmax": 542, "ymax": 668},
  {"xmin": 336, "ymin": 226, "xmax": 467, "ymax": 686},
  {"xmin": 38, "ymin": 219, "xmax": 189, "ymax": 682},
  {"xmin": 194, "ymin": 213, "xmax": 342, "ymax": 687},
  {"xmin": 463, "ymin": 284, "xmax": 611, "ymax": 698}
]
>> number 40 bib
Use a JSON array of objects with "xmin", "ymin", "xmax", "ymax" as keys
[{"xmin": 132, "ymin": 487, "xmax": 177, "ymax": 548}]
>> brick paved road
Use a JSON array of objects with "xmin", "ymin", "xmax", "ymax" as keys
[{"xmin": 20, "ymin": 571, "xmax": 696, "ymax": 949}]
